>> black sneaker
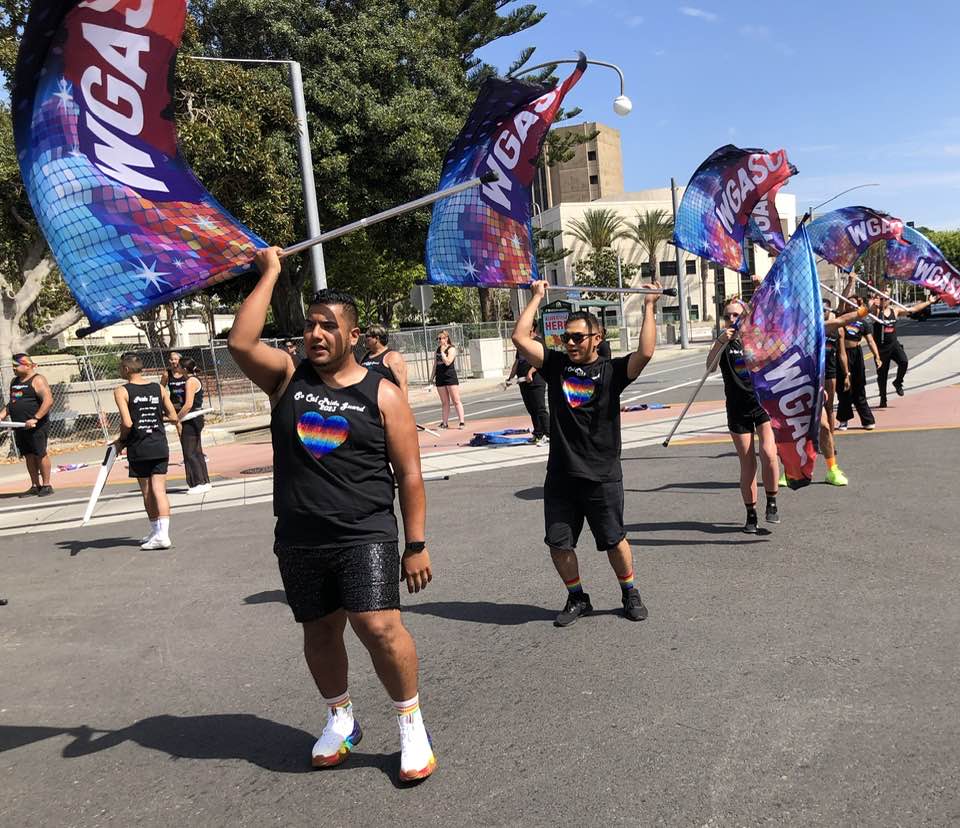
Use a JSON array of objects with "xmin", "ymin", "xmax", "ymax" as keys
[
  {"xmin": 878, "ymin": 399, "xmax": 888, "ymax": 409},
  {"xmin": 765, "ymin": 503, "xmax": 780, "ymax": 524},
  {"xmin": 18, "ymin": 485, "xmax": 39, "ymax": 498},
  {"xmin": 894, "ymin": 382, "xmax": 904, "ymax": 397},
  {"xmin": 37, "ymin": 485, "xmax": 55, "ymax": 497},
  {"xmin": 621, "ymin": 588, "xmax": 648, "ymax": 622},
  {"xmin": 743, "ymin": 513, "xmax": 759, "ymax": 534},
  {"xmin": 554, "ymin": 593, "xmax": 592, "ymax": 627}
]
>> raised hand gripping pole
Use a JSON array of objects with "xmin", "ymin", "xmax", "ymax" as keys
[
  {"xmin": 821, "ymin": 282, "xmax": 883, "ymax": 324},
  {"xmin": 849, "ymin": 273, "xmax": 910, "ymax": 311}
]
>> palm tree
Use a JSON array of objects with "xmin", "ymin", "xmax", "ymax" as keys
[
  {"xmin": 567, "ymin": 208, "xmax": 627, "ymax": 254},
  {"xmin": 625, "ymin": 209, "xmax": 674, "ymax": 283}
]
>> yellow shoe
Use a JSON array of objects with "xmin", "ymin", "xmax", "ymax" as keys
[
  {"xmin": 778, "ymin": 472, "xmax": 787, "ymax": 488},
  {"xmin": 825, "ymin": 466, "xmax": 848, "ymax": 486}
]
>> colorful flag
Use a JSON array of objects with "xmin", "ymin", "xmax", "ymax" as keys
[
  {"xmin": 806, "ymin": 207, "xmax": 904, "ymax": 272},
  {"xmin": 740, "ymin": 225, "xmax": 825, "ymax": 488},
  {"xmin": 744, "ymin": 181, "xmax": 788, "ymax": 256},
  {"xmin": 12, "ymin": 0, "xmax": 265, "ymax": 335},
  {"xmin": 674, "ymin": 144, "xmax": 797, "ymax": 273},
  {"xmin": 885, "ymin": 226, "xmax": 960, "ymax": 306},
  {"xmin": 424, "ymin": 56, "xmax": 586, "ymax": 287}
]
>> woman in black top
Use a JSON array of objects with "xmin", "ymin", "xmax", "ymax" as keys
[
  {"xmin": 176, "ymin": 358, "xmax": 211, "ymax": 493},
  {"xmin": 706, "ymin": 298, "xmax": 780, "ymax": 533},
  {"xmin": 506, "ymin": 326, "xmax": 549, "ymax": 443},
  {"xmin": 873, "ymin": 294, "xmax": 939, "ymax": 407},
  {"xmin": 430, "ymin": 330, "xmax": 465, "ymax": 429},
  {"xmin": 837, "ymin": 297, "xmax": 881, "ymax": 430}
]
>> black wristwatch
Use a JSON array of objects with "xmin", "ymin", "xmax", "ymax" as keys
[{"xmin": 404, "ymin": 541, "xmax": 426, "ymax": 553}]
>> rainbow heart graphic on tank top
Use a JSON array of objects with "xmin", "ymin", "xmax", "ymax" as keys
[
  {"xmin": 297, "ymin": 411, "xmax": 349, "ymax": 459},
  {"xmin": 562, "ymin": 375, "xmax": 596, "ymax": 408}
]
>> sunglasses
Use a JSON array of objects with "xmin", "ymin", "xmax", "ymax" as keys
[
  {"xmin": 723, "ymin": 312, "xmax": 741, "ymax": 320},
  {"xmin": 560, "ymin": 332, "xmax": 596, "ymax": 345}
]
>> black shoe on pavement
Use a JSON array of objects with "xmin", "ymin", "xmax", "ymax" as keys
[
  {"xmin": 894, "ymin": 382, "xmax": 904, "ymax": 397},
  {"xmin": 18, "ymin": 485, "xmax": 39, "ymax": 498},
  {"xmin": 621, "ymin": 588, "xmax": 648, "ymax": 622},
  {"xmin": 878, "ymin": 399, "xmax": 888, "ymax": 409},
  {"xmin": 37, "ymin": 485, "xmax": 54, "ymax": 497},
  {"xmin": 554, "ymin": 593, "xmax": 593, "ymax": 627},
  {"xmin": 765, "ymin": 503, "xmax": 780, "ymax": 524},
  {"xmin": 743, "ymin": 512, "xmax": 759, "ymax": 534}
]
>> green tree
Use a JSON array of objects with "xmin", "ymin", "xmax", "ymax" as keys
[
  {"xmin": 568, "ymin": 208, "xmax": 627, "ymax": 254},
  {"xmin": 625, "ymin": 209, "xmax": 674, "ymax": 283},
  {"xmin": 927, "ymin": 229, "xmax": 960, "ymax": 266},
  {"xmin": 573, "ymin": 248, "xmax": 638, "ymax": 294}
]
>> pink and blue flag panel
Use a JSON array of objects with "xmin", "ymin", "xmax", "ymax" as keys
[
  {"xmin": 885, "ymin": 226, "xmax": 960, "ymax": 306},
  {"xmin": 425, "ymin": 57, "xmax": 586, "ymax": 287},
  {"xmin": 744, "ymin": 182, "xmax": 788, "ymax": 257},
  {"xmin": 674, "ymin": 145, "xmax": 797, "ymax": 273},
  {"xmin": 806, "ymin": 207, "xmax": 904, "ymax": 272},
  {"xmin": 12, "ymin": 0, "xmax": 265, "ymax": 335},
  {"xmin": 740, "ymin": 225, "xmax": 825, "ymax": 489}
]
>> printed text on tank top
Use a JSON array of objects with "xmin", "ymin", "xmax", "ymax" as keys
[
  {"xmin": 875, "ymin": 310, "xmax": 897, "ymax": 346},
  {"xmin": 360, "ymin": 350, "xmax": 398, "ymax": 386}
]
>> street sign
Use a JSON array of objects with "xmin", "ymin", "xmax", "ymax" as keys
[{"xmin": 409, "ymin": 284, "xmax": 434, "ymax": 312}]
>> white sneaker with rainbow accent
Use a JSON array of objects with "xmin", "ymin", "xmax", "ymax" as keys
[
  {"xmin": 311, "ymin": 706, "xmax": 362, "ymax": 768},
  {"xmin": 398, "ymin": 709, "xmax": 436, "ymax": 782}
]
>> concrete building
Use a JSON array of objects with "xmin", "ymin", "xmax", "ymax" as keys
[{"xmin": 533, "ymin": 122, "xmax": 625, "ymax": 210}]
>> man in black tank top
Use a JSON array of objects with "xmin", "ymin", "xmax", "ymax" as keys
[
  {"xmin": 114, "ymin": 353, "xmax": 179, "ymax": 549},
  {"xmin": 228, "ymin": 247, "xmax": 436, "ymax": 782},
  {"xmin": 1, "ymin": 353, "xmax": 55, "ymax": 496},
  {"xmin": 361, "ymin": 324, "xmax": 409, "ymax": 398}
]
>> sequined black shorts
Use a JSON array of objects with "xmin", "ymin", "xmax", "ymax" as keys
[{"xmin": 273, "ymin": 541, "xmax": 401, "ymax": 622}]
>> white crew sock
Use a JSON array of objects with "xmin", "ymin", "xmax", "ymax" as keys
[{"xmin": 156, "ymin": 517, "xmax": 170, "ymax": 539}]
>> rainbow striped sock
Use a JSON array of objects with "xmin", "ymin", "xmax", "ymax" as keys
[
  {"xmin": 617, "ymin": 570, "xmax": 635, "ymax": 595},
  {"xmin": 324, "ymin": 690, "xmax": 351, "ymax": 713},
  {"xmin": 564, "ymin": 575, "xmax": 584, "ymax": 596},
  {"xmin": 394, "ymin": 694, "xmax": 420, "ymax": 719}
]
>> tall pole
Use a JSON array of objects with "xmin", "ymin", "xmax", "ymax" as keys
[
  {"xmin": 670, "ymin": 177, "xmax": 690, "ymax": 349},
  {"xmin": 287, "ymin": 62, "xmax": 326, "ymax": 292},
  {"xmin": 616, "ymin": 252, "xmax": 629, "ymax": 350}
]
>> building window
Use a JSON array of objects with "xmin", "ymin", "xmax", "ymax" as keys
[
  {"xmin": 587, "ymin": 150, "xmax": 597, "ymax": 161},
  {"xmin": 589, "ymin": 174, "xmax": 598, "ymax": 185},
  {"xmin": 685, "ymin": 260, "xmax": 697, "ymax": 275},
  {"xmin": 548, "ymin": 269, "xmax": 557, "ymax": 285},
  {"xmin": 659, "ymin": 261, "xmax": 678, "ymax": 277},
  {"xmin": 640, "ymin": 263, "xmax": 654, "ymax": 278}
]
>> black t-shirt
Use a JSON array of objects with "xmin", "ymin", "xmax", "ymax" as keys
[
  {"xmin": 873, "ymin": 310, "xmax": 898, "ymax": 349},
  {"xmin": 541, "ymin": 350, "xmax": 634, "ymax": 481},
  {"xmin": 718, "ymin": 339, "xmax": 761, "ymax": 412},
  {"xmin": 125, "ymin": 382, "xmax": 168, "ymax": 461},
  {"xmin": 434, "ymin": 347, "xmax": 458, "ymax": 384},
  {"xmin": 167, "ymin": 370, "xmax": 187, "ymax": 409},
  {"xmin": 8, "ymin": 375, "xmax": 47, "ymax": 424},
  {"xmin": 270, "ymin": 362, "xmax": 397, "ymax": 547}
]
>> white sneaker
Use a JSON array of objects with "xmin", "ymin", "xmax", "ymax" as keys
[
  {"xmin": 398, "ymin": 710, "xmax": 436, "ymax": 783},
  {"xmin": 140, "ymin": 533, "xmax": 154, "ymax": 544},
  {"xmin": 187, "ymin": 484, "xmax": 211, "ymax": 495},
  {"xmin": 140, "ymin": 536, "xmax": 172, "ymax": 550},
  {"xmin": 311, "ymin": 706, "xmax": 361, "ymax": 768}
]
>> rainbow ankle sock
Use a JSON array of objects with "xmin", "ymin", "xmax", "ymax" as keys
[
  {"xmin": 564, "ymin": 575, "xmax": 584, "ymax": 596},
  {"xmin": 617, "ymin": 571, "xmax": 635, "ymax": 595},
  {"xmin": 324, "ymin": 690, "xmax": 351, "ymax": 714},
  {"xmin": 394, "ymin": 695, "xmax": 420, "ymax": 719}
]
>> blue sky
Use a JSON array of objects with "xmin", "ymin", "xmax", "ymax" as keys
[{"xmin": 477, "ymin": 1, "xmax": 960, "ymax": 229}]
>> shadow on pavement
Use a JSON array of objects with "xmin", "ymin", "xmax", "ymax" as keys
[
  {"xmin": 56, "ymin": 537, "xmax": 139, "ymax": 557},
  {"xmin": 514, "ymin": 486, "xmax": 543, "ymax": 501},
  {"xmin": 244, "ymin": 590, "xmax": 288, "ymax": 605},
  {"xmin": 405, "ymin": 600, "xmax": 554, "ymax": 625},
  {"xmin": 626, "ymin": 481, "xmax": 739, "ymax": 493},
  {"xmin": 625, "ymin": 520, "xmax": 771, "ymax": 544}
]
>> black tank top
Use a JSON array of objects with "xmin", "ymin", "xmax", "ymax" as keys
[
  {"xmin": 8, "ymin": 375, "xmax": 46, "ymax": 424},
  {"xmin": 435, "ymin": 347, "xmax": 458, "ymax": 384},
  {"xmin": 270, "ymin": 362, "xmax": 397, "ymax": 547},
  {"xmin": 167, "ymin": 370, "xmax": 187, "ymax": 408},
  {"xmin": 873, "ymin": 309, "xmax": 898, "ymax": 348},
  {"xmin": 825, "ymin": 329, "xmax": 838, "ymax": 360},
  {"xmin": 185, "ymin": 377, "xmax": 204, "ymax": 411},
  {"xmin": 125, "ymin": 382, "xmax": 168, "ymax": 461},
  {"xmin": 360, "ymin": 350, "xmax": 399, "ymax": 386}
]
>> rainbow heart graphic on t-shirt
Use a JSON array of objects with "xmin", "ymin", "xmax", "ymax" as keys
[
  {"xmin": 562, "ymin": 375, "xmax": 596, "ymax": 408},
  {"xmin": 297, "ymin": 411, "xmax": 349, "ymax": 459}
]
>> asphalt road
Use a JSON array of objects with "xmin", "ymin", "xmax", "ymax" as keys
[
  {"xmin": 412, "ymin": 316, "xmax": 960, "ymax": 426},
  {"xmin": 2, "ymin": 428, "xmax": 958, "ymax": 826}
]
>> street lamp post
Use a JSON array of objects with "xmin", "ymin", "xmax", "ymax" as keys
[
  {"xmin": 185, "ymin": 56, "xmax": 327, "ymax": 292},
  {"xmin": 670, "ymin": 177, "xmax": 690, "ymax": 349}
]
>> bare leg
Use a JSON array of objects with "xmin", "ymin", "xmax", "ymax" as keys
[
  {"xmin": 24, "ymin": 455, "xmax": 40, "ymax": 487},
  {"xmin": 438, "ymin": 386, "xmax": 450, "ymax": 426},
  {"xmin": 302, "ymin": 611, "xmax": 349, "ymax": 698},
  {"xmin": 606, "ymin": 538, "xmax": 634, "ymax": 579},
  {"xmin": 819, "ymin": 409, "xmax": 835, "ymax": 460},
  {"xmin": 549, "ymin": 546, "xmax": 581, "ymax": 583},
  {"xmin": 756, "ymin": 422, "xmax": 779, "ymax": 494},
  {"xmin": 150, "ymin": 474, "xmax": 170, "ymax": 518},
  {"xmin": 38, "ymin": 454, "xmax": 51, "ymax": 486},
  {"xmin": 348, "ymin": 609, "xmax": 418, "ymax": 701},
  {"xmin": 730, "ymin": 431, "xmax": 758, "ymax": 505},
  {"xmin": 137, "ymin": 478, "xmax": 156, "ymax": 520},
  {"xmin": 823, "ymin": 378, "xmax": 837, "ymax": 435},
  {"xmin": 448, "ymin": 385, "xmax": 466, "ymax": 425}
]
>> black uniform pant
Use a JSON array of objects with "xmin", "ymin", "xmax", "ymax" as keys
[
  {"xmin": 180, "ymin": 418, "xmax": 210, "ymax": 487},
  {"xmin": 519, "ymin": 382, "xmax": 549, "ymax": 439},
  {"xmin": 876, "ymin": 342, "xmax": 908, "ymax": 401},
  {"xmin": 837, "ymin": 346, "xmax": 875, "ymax": 426}
]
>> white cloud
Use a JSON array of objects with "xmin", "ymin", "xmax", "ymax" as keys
[
  {"xmin": 680, "ymin": 6, "xmax": 718, "ymax": 21},
  {"xmin": 652, "ymin": 49, "xmax": 667, "ymax": 56},
  {"xmin": 626, "ymin": 14, "xmax": 644, "ymax": 27},
  {"xmin": 739, "ymin": 24, "xmax": 770, "ymax": 37}
]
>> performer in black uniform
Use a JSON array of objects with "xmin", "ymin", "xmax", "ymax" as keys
[
  {"xmin": 837, "ymin": 299, "xmax": 881, "ymax": 430},
  {"xmin": 819, "ymin": 300, "xmax": 849, "ymax": 486},
  {"xmin": 706, "ymin": 299, "xmax": 780, "ymax": 533},
  {"xmin": 228, "ymin": 247, "xmax": 436, "ymax": 783},
  {"xmin": 430, "ymin": 331, "xmax": 464, "ymax": 429},
  {"xmin": 512, "ymin": 279, "xmax": 664, "ymax": 628},
  {"xmin": 175, "ymin": 357, "xmax": 211, "ymax": 493},
  {"xmin": 361, "ymin": 325, "xmax": 409, "ymax": 399},
  {"xmin": 283, "ymin": 339, "xmax": 302, "ymax": 368},
  {"xmin": 0, "ymin": 353, "xmax": 54, "ymax": 496},
  {"xmin": 506, "ymin": 326, "xmax": 549, "ymax": 444},
  {"xmin": 597, "ymin": 326, "xmax": 613, "ymax": 359},
  {"xmin": 873, "ymin": 294, "xmax": 939, "ymax": 407},
  {"xmin": 114, "ymin": 353, "xmax": 178, "ymax": 549}
]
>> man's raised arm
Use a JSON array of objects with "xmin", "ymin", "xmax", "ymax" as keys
[
  {"xmin": 511, "ymin": 280, "xmax": 548, "ymax": 369},
  {"xmin": 227, "ymin": 247, "xmax": 295, "ymax": 399}
]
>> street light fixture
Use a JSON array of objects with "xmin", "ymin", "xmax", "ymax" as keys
[{"xmin": 509, "ymin": 54, "xmax": 633, "ymax": 119}]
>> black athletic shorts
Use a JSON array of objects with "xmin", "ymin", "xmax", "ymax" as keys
[
  {"xmin": 273, "ymin": 541, "xmax": 401, "ymax": 623},
  {"xmin": 824, "ymin": 351, "xmax": 838, "ymax": 381},
  {"xmin": 543, "ymin": 472, "xmax": 625, "ymax": 551},
  {"xmin": 726, "ymin": 403, "xmax": 770, "ymax": 435},
  {"xmin": 128, "ymin": 457, "xmax": 169, "ymax": 478},
  {"xmin": 14, "ymin": 421, "xmax": 49, "ymax": 457}
]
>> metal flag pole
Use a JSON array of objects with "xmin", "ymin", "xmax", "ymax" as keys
[
  {"xmin": 849, "ymin": 273, "xmax": 910, "ymax": 311},
  {"xmin": 280, "ymin": 176, "xmax": 490, "ymax": 259},
  {"xmin": 548, "ymin": 285, "xmax": 678, "ymax": 298},
  {"xmin": 661, "ymin": 344, "xmax": 726, "ymax": 447},
  {"xmin": 670, "ymin": 177, "xmax": 691, "ymax": 349},
  {"xmin": 820, "ymin": 282, "xmax": 883, "ymax": 324}
]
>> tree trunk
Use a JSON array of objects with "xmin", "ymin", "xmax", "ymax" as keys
[
  {"xmin": 478, "ymin": 287, "xmax": 496, "ymax": 322},
  {"xmin": 270, "ymin": 270, "xmax": 306, "ymax": 335}
]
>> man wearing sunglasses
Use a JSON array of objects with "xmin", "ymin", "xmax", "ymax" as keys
[{"xmin": 512, "ymin": 279, "xmax": 663, "ymax": 627}]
